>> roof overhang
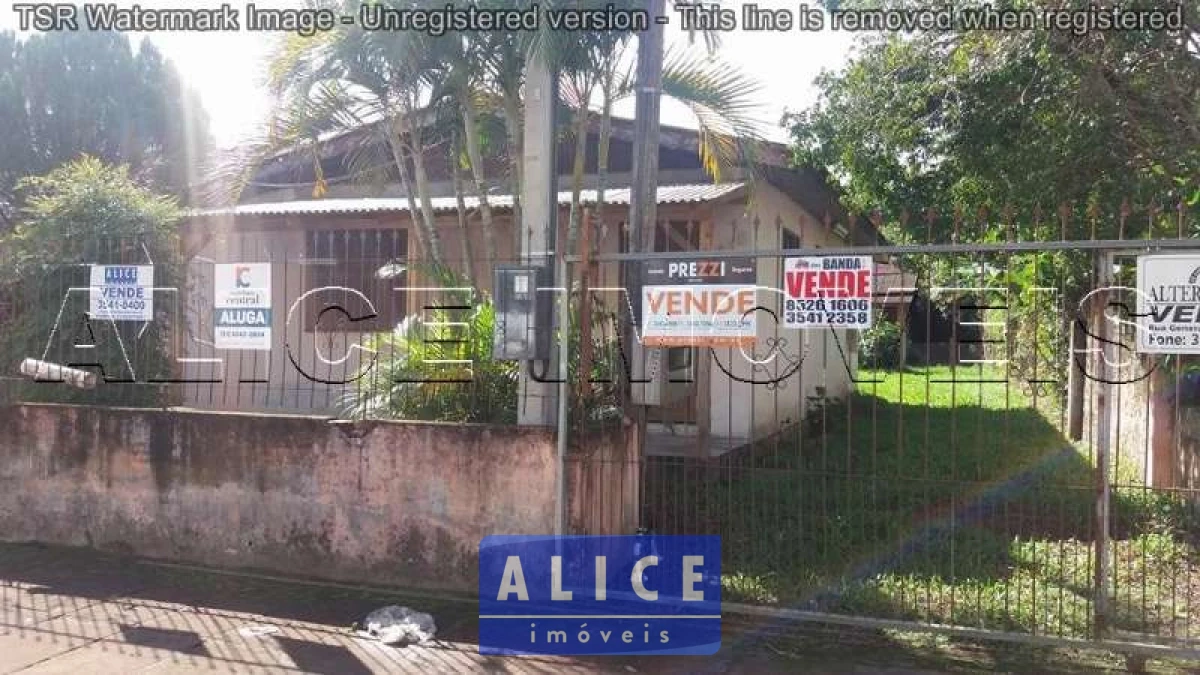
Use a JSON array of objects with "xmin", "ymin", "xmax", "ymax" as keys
[{"xmin": 188, "ymin": 183, "xmax": 747, "ymax": 220}]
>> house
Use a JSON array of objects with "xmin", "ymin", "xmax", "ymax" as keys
[{"xmin": 181, "ymin": 115, "xmax": 913, "ymax": 455}]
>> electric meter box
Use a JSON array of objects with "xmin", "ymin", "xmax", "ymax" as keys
[{"xmin": 492, "ymin": 265, "xmax": 554, "ymax": 361}]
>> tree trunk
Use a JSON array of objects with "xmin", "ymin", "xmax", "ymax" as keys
[
  {"xmin": 451, "ymin": 133, "xmax": 476, "ymax": 285},
  {"xmin": 402, "ymin": 113, "xmax": 443, "ymax": 265},
  {"xmin": 566, "ymin": 104, "xmax": 590, "ymax": 256},
  {"xmin": 461, "ymin": 96, "xmax": 497, "ymax": 273},
  {"xmin": 503, "ymin": 91, "xmax": 524, "ymax": 257},
  {"xmin": 596, "ymin": 77, "xmax": 615, "ymax": 256},
  {"xmin": 385, "ymin": 132, "xmax": 431, "ymax": 261}
]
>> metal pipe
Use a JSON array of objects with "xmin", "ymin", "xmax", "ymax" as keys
[
  {"xmin": 1093, "ymin": 250, "xmax": 1115, "ymax": 640},
  {"xmin": 18, "ymin": 359, "xmax": 97, "ymax": 390},
  {"xmin": 555, "ymin": 253, "xmax": 570, "ymax": 536}
]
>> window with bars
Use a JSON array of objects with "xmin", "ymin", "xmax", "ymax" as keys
[
  {"xmin": 304, "ymin": 229, "xmax": 408, "ymax": 332},
  {"xmin": 782, "ymin": 227, "xmax": 801, "ymax": 251},
  {"xmin": 781, "ymin": 226, "xmax": 802, "ymax": 280}
]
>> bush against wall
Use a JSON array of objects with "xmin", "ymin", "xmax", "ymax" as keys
[
  {"xmin": 342, "ymin": 289, "xmax": 520, "ymax": 425},
  {"xmin": 340, "ymin": 267, "xmax": 625, "ymax": 426},
  {"xmin": 0, "ymin": 157, "xmax": 183, "ymax": 406}
]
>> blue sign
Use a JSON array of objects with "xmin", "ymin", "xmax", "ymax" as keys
[
  {"xmin": 104, "ymin": 266, "xmax": 139, "ymax": 284},
  {"xmin": 479, "ymin": 535, "xmax": 721, "ymax": 656}
]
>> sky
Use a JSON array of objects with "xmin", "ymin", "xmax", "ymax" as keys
[{"xmin": 0, "ymin": 1, "xmax": 856, "ymax": 149}]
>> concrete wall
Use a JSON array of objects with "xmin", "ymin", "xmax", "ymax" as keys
[{"xmin": 0, "ymin": 404, "xmax": 556, "ymax": 591}]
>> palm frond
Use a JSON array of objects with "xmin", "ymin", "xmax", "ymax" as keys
[{"xmin": 660, "ymin": 49, "xmax": 766, "ymax": 181}]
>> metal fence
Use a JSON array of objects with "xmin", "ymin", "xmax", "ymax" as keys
[
  {"xmin": 4, "ymin": 212, "xmax": 1200, "ymax": 657},
  {"xmin": 565, "ymin": 215, "xmax": 1200, "ymax": 657},
  {"xmin": 0, "ymin": 232, "xmax": 523, "ymax": 422}
]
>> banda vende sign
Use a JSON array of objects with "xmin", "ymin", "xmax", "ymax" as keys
[
  {"xmin": 640, "ymin": 257, "xmax": 756, "ymax": 347},
  {"xmin": 782, "ymin": 255, "xmax": 873, "ymax": 329}
]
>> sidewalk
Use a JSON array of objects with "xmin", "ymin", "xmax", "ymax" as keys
[{"xmin": 0, "ymin": 542, "xmax": 1187, "ymax": 674}]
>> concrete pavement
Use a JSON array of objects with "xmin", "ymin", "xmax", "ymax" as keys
[{"xmin": 0, "ymin": 542, "xmax": 1182, "ymax": 674}]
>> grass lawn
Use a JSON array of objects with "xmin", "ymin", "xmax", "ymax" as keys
[{"xmin": 645, "ymin": 366, "xmax": 1200, "ymax": 642}]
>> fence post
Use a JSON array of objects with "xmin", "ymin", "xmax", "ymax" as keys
[
  {"xmin": 1068, "ymin": 319, "xmax": 1087, "ymax": 441},
  {"xmin": 1092, "ymin": 249, "xmax": 1114, "ymax": 641}
]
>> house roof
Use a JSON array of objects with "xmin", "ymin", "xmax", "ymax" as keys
[
  {"xmin": 249, "ymin": 112, "xmax": 791, "ymax": 184},
  {"xmin": 189, "ymin": 182, "xmax": 747, "ymax": 219}
]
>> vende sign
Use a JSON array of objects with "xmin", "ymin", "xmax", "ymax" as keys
[
  {"xmin": 89, "ymin": 265, "xmax": 154, "ymax": 322},
  {"xmin": 641, "ymin": 257, "xmax": 756, "ymax": 347},
  {"xmin": 1137, "ymin": 254, "xmax": 1200, "ymax": 353},
  {"xmin": 783, "ymin": 255, "xmax": 874, "ymax": 329}
]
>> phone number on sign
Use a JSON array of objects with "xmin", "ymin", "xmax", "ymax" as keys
[
  {"xmin": 95, "ymin": 299, "xmax": 146, "ymax": 312},
  {"xmin": 787, "ymin": 298, "xmax": 870, "ymax": 312},
  {"xmin": 785, "ymin": 310, "xmax": 869, "ymax": 325}
]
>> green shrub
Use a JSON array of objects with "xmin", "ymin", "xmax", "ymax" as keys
[
  {"xmin": 0, "ymin": 157, "xmax": 183, "ymax": 407},
  {"xmin": 340, "ymin": 267, "xmax": 626, "ymax": 426},
  {"xmin": 859, "ymin": 316, "xmax": 906, "ymax": 369},
  {"xmin": 340, "ymin": 282, "xmax": 518, "ymax": 424}
]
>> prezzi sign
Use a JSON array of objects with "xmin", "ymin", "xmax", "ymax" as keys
[
  {"xmin": 214, "ymin": 263, "xmax": 272, "ymax": 350},
  {"xmin": 478, "ymin": 535, "xmax": 721, "ymax": 656},
  {"xmin": 89, "ymin": 265, "xmax": 153, "ymax": 322},
  {"xmin": 641, "ymin": 257, "xmax": 756, "ymax": 347},
  {"xmin": 1136, "ymin": 254, "xmax": 1200, "ymax": 354},
  {"xmin": 782, "ymin": 255, "xmax": 873, "ymax": 329}
]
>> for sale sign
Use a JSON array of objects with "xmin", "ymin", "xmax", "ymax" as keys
[
  {"xmin": 1136, "ymin": 254, "xmax": 1200, "ymax": 354},
  {"xmin": 782, "ymin": 256, "xmax": 873, "ymax": 329},
  {"xmin": 89, "ymin": 265, "xmax": 153, "ymax": 322},
  {"xmin": 214, "ymin": 263, "xmax": 272, "ymax": 350},
  {"xmin": 640, "ymin": 257, "xmax": 756, "ymax": 347}
]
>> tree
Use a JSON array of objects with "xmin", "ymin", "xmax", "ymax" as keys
[
  {"xmin": 790, "ymin": 1, "xmax": 1199, "ymax": 385},
  {"xmin": 0, "ymin": 157, "xmax": 184, "ymax": 406},
  {"xmin": 234, "ymin": 0, "xmax": 767, "ymax": 267},
  {"xmin": 255, "ymin": 3, "xmax": 447, "ymax": 263},
  {"xmin": 789, "ymin": 1, "xmax": 1198, "ymax": 238},
  {"xmin": 0, "ymin": 30, "xmax": 211, "ymax": 216}
]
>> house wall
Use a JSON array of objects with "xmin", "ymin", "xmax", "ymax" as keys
[
  {"xmin": 707, "ymin": 182, "xmax": 855, "ymax": 441},
  {"xmin": 180, "ymin": 186, "xmax": 862, "ymax": 447},
  {"xmin": 181, "ymin": 210, "xmax": 525, "ymax": 414},
  {"xmin": 180, "ymin": 202, "xmax": 691, "ymax": 414},
  {"xmin": 1084, "ymin": 355, "xmax": 1200, "ymax": 491},
  {"xmin": 0, "ymin": 403, "xmax": 557, "ymax": 591}
]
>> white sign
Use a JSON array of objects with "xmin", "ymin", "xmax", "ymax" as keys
[
  {"xmin": 1136, "ymin": 254, "xmax": 1200, "ymax": 353},
  {"xmin": 89, "ymin": 265, "xmax": 153, "ymax": 322},
  {"xmin": 640, "ymin": 257, "xmax": 757, "ymax": 347},
  {"xmin": 782, "ymin": 256, "xmax": 873, "ymax": 329},
  {"xmin": 214, "ymin": 263, "xmax": 272, "ymax": 350}
]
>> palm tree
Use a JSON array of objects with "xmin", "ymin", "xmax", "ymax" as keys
[
  {"xmin": 218, "ymin": 1, "xmax": 765, "ymax": 269},
  {"xmin": 218, "ymin": 0, "xmax": 447, "ymax": 264},
  {"xmin": 563, "ymin": 41, "xmax": 766, "ymax": 256},
  {"xmin": 430, "ymin": 27, "xmax": 501, "ymax": 273}
]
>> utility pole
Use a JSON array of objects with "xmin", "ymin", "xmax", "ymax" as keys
[
  {"xmin": 518, "ymin": 41, "xmax": 559, "ymax": 427},
  {"xmin": 629, "ymin": 0, "xmax": 666, "ymax": 257},
  {"xmin": 625, "ymin": 0, "xmax": 667, "ymax": 453}
]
